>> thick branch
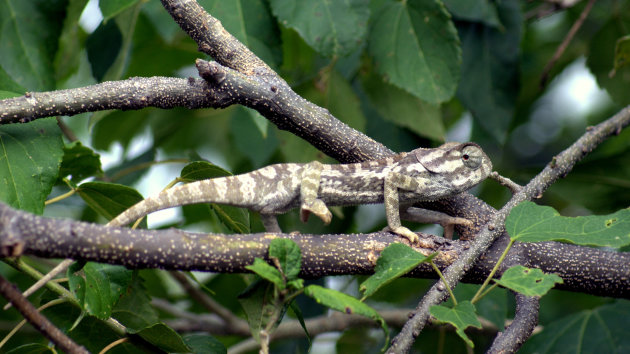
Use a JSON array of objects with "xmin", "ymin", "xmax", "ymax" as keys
[{"xmin": 0, "ymin": 202, "xmax": 627, "ymax": 298}]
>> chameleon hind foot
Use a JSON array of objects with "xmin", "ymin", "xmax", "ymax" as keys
[{"xmin": 300, "ymin": 199, "xmax": 332, "ymax": 224}]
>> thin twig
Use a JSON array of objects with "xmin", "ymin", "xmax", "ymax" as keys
[
  {"xmin": 540, "ymin": 0, "xmax": 597, "ymax": 88},
  {"xmin": 0, "ymin": 274, "xmax": 88, "ymax": 354}
]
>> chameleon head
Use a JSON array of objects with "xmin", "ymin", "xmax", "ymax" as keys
[{"xmin": 414, "ymin": 142, "xmax": 493, "ymax": 194}]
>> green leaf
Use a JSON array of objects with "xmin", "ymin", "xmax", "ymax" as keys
[
  {"xmin": 362, "ymin": 70, "xmax": 445, "ymax": 140},
  {"xmin": 0, "ymin": 118, "xmax": 63, "ymax": 214},
  {"xmin": 76, "ymin": 181, "xmax": 144, "ymax": 221},
  {"xmin": 67, "ymin": 263, "xmax": 133, "ymax": 320},
  {"xmin": 183, "ymin": 333, "xmax": 227, "ymax": 354},
  {"xmin": 86, "ymin": 20, "xmax": 122, "ymax": 82},
  {"xmin": 238, "ymin": 280, "xmax": 283, "ymax": 344},
  {"xmin": 58, "ymin": 142, "xmax": 103, "ymax": 183},
  {"xmin": 106, "ymin": 148, "xmax": 155, "ymax": 186},
  {"xmin": 506, "ymin": 201, "xmax": 630, "ymax": 248},
  {"xmin": 443, "ymin": 0, "xmax": 501, "ymax": 28},
  {"xmin": 369, "ymin": 0, "xmax": 460, "ymax": 103},
  {"xmin": 113, "ymin": 276, "xmax": 159, "ymax": 331},
  {"xmin": 199, "ymin": 0, "xmax": 282, "ymax": 67},
  {"xmin": 288, "ymin": 302, "xmax": 312, "ymax": 345},
  {"xmin": 100, "ymin": 0, "xmax": 139, "ymax": 20},
  {"xmin": 611, "ymin": 35, "xmax": 630, "ymax": 76},
  {"xmin": 54, "ymin": 0, "xmax": 88, "ymax": 83},
  {"xmin": 455, "ymin": 0, "xmax": 521, "ymax": 142},
  {"xmin": 230, "ymin": 107, "xmax": 279, "ymax": 167},
  {"xmin": 360, "ymin": 244, "xmax": 436, "ymax": 300},
  {"xmin": 448, "ymin": 283, "xmax": 507, "ymax": 331},
  {"xmin": 135, "ymin": 323, "xmax": 191, "ymax": 353},
  {"xmin": 305, "ymin": 284, "xmax": 389, "ymax": 346},
  {"xmin": 430, "ymin": 301, "xmax": 482, "ymax": 348},
  {"xmin": 0, "ymin": 0, "xmax": 64, "ymax": 91},
  {"xmin": 586, "ymin": 9, "xmax": 630, "ymax": 105},
  {"xmin": 296, "ymin": 70, "xmax": 366, "ymax": 136},
  {"xmin": 269, "ymin": 238, "xmax": 302, "ymax": 281},
  {"xmin": 245, "ymin": 258, "xmax": 285, "ymax": 289},
  {"xmin": 180, "ymin": 161, "xmax": 250, "ymax": 233},
  {"xmin": 521, "ymin": 301, "xmax": 630, "ymax": 353},
  {"xmin": 6, "ymin": 343, "xmax": 54, "ymax": 354},
  {"xmin": 126, "ymin": 13, "xmax": 200, "ymax": 77},
  {"xmin": 0, "ymin": 64, "xmax": 26, "ymax": 94},
  {"xmin": 494, "ymin": 266, "xmax": 563, "ymax": 297},
  {"xmin": 270, "ymin": 0, "xmax": 369, "ymax": 57}
]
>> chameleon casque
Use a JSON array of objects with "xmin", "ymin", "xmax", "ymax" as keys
[{"xmin": 108, "ymin": 142, "xmax": 492, "ymax": 243}]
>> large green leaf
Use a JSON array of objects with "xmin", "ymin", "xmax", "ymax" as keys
[
  {"xmin": 362, "ymin": 70, "xmax": 444, "ymax": 140},
  {"xmin": 269, "ymin": 238, "xmax": 302, "ymax": 283},
  {"xmin": 586, "ymin": 7, "xmax": 630, "ymax": 106},
  {"xmin": 0, "ymin": 0, "xmax": 65, "ymax": 91},
  {"xmin": 270, "ymin": 0, "xmax": 369, "ymax": 57},
  {"xmin": 0, "ymin": 118, "xmax": 63, "ymax": 214},
  {"xmin": 54, "ymin": 0, "xmax": 88, "ymax": 83},
  {"xmin": 113, "ymin": 276, "xmax": 159, "ymax": 331},
  {"xmin": 300, "ymin": 69, "xmax": 366, "ymax": 132},
  {"xmin": 0, "ymin": 64, "xmax": 26, "ymax": 94},
  {"xmin": 86, "ymin": 20, "xmax": 123, "ymax": 82},
  {"xmin": 430, "ymin": 301, "xmax": 482, "ymax": 348},
  {"xmin": 369, "ymin": 0, "xmax": 460, "ymax": 104},
  {"xmin": 230, "ymin": 107, "xmax": 279, "ymax": 167},
  {"xmin": 76, "ymin": 181, "xmax": 144, "ymax": 221},
  {"xmin": 183, "ymin": 333, "xmax": 227, "ymax": 354},
  {"xmin": 200, "ymin": 0, "xmax": 282, "ymax": 67},
  {"xmin": 58, "ymin": 141, "xmax": 103, "ymax": 183},
  {"xmin": 443, "ymin": 0, "xmax": 501, "ymax": 28},
  {"xmin": 126, "ymin": 12, "xmax": 200, "ymax": 77},
  {"xmin": 506, "ymin": 201, "xmax": 630, "ymax": 248},
  {"xmin": 135, "ymin": 323, "xmax": 191, "ymax": 353},
  {"xmin": 100, "ymin": 0, "xmax": 139, "ymax": 20},
  {"xmin": 67, "ymin": 263, "xmax": 133, "ymax": 320},
  {"xmin": 360, "ymin": 243, "xmax": 435, "ymax": 300},
  {"xmin": 304, "ymin": 284, "xmax": 388, "ymax": 346},
  {"xmin": 238, "ymin": 280, "xmax": 282, "ymax": 344},
  {"xmin": 245, "ymin": 258, "xmax": 285, "ymax": 289},
  {"xmin": 455, "ymin": 0, "xmax": 521, "ymax": 142},
  {"xmin": 494, "ymin": 266, "xmax": 563, "ymax": 297},
  {"xmin": 521, "ymin": 301, "xmax": 630, "ymax": 353}
]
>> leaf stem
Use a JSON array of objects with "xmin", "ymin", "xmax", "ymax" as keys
[
  {"xmin": 471, "ymin": 239, "xmax": 515, "ymax": 303},
  {"xmin": 430, "ymin": 261, "xmax": 457, "ymax": 306}
]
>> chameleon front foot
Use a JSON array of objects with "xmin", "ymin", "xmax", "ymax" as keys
[
  {"xmin": 389, "ymin": 226, "xmax": 419, "ymax": 244},
  {"xmin": 300, "ymin": 199, "xmax": 332, "ymax": 224},
  {"xmin": 387, "ymin": 226, "xmax": 436, "ymax": 248}
]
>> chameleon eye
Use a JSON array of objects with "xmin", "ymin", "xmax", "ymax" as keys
[{"xmin": 461, "ymin": 145, "xmax": 483, "ymax": 170}]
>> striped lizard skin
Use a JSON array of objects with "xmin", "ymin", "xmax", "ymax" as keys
[{"xmin": 109, "ymin": 142, "xmax": 492, "ymax": 243}]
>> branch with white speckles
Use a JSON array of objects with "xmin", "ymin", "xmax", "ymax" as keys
[{"xmin": 0, "ymin": 202, "xmax": 628, "ymax": 298}]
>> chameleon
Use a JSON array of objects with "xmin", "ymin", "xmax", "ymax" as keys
[
  {"xmin": 108, "ymin": 142, "xmax": 493, "ymax": 243},
  {"xmin": 15, "ymin": 142, "xmax": 491, "ymax": 302}
]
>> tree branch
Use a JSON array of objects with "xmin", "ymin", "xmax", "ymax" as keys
[
  {"xmin": 0, "ymin": 201, "xmax": 628, "ymax": 298},
  {"xmin": 487, "ymin": 293, "xmax": 539, "ymax": 353},
  {"xmin": 0, "ymin": 274, "xmax": 88, "ymax": 354},
  {"xmin": 387, "ymin": 106, "xmax": 630, "ymax": 353}
]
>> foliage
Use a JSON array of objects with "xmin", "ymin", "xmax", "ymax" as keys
[{"xmin": 0, "ymin": 0, "xmax": 629, "ymax": 353}]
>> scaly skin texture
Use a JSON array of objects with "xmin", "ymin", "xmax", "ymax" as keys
[{"xmin": 109, "ymin": 142, "xmax": 492, "ymax": 243}]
